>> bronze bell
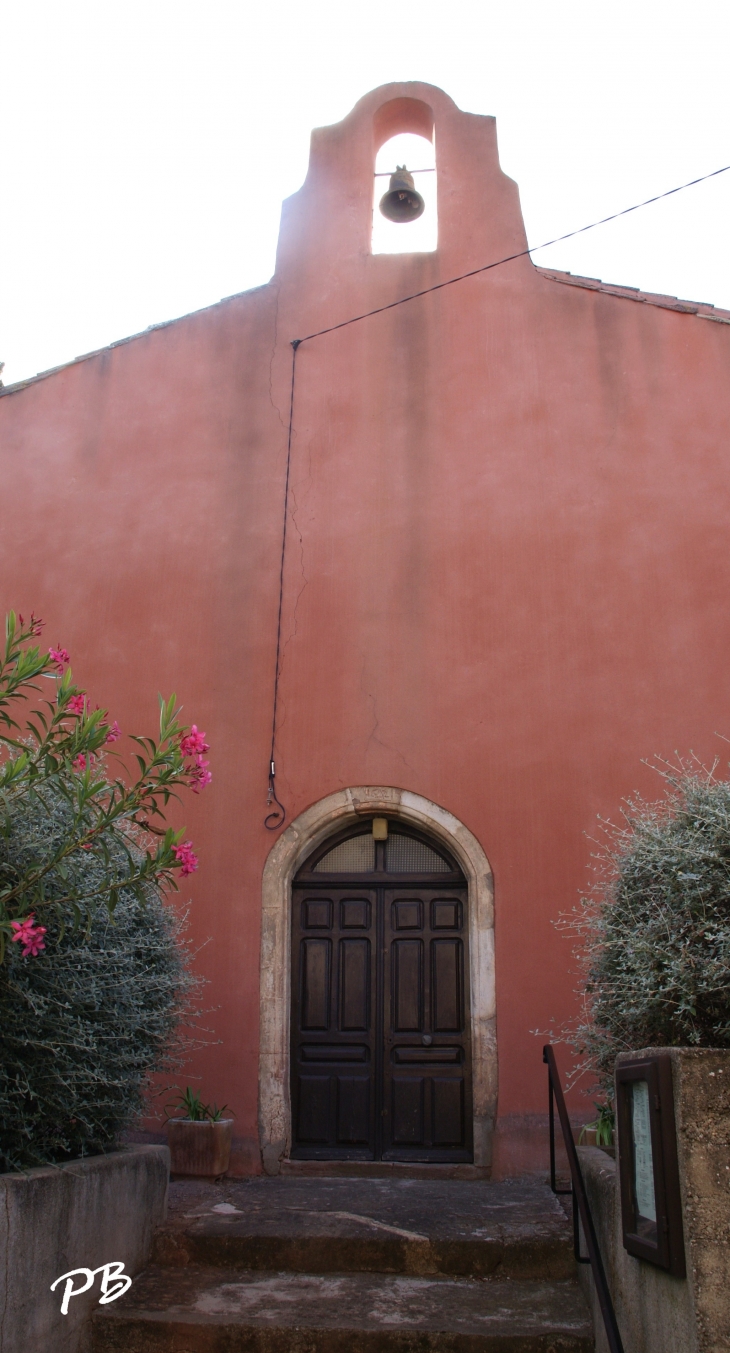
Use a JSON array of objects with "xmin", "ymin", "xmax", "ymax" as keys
[{"xmin": 379, "ymin": 165, "xmax": 425, "ymax": 223}]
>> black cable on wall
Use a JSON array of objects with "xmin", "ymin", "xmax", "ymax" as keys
[{"xmin": 264, "ymin": 160, "xmax": 730, "ymax": 829}]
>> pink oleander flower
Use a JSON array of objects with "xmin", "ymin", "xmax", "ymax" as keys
[
  {"xmin": 72, "ymin": 753, "xmax": 89, "ymax": 773},
  {"xmin": 67, "ymin": 694, "xmax": 85, "ymax": 715},
  {"xmin": 105, "ymin": 720, "xmax": 121, "ymax": 743},
  {"xmin": 180, "ymin": 725, "xmax": 210, "ymax": 757},
  {"xmin": 49, "ymin": 646, "xmax": 70, "ymax": 669},
  {"xmin": 190, "ymin": 756, "xmax": 212, "ymax": 794},
  {"xmin": 173, "ymin": 840, "xmax": 199, "ymax": 876},
  {"xmin": 22, "ymin": 930, "xmax": 47, "ymax": 957},
  {"xmin": 11, "ymin": 916, "xmax": 36, "ymax": 943},
  {"xmin": 19, "ymin": 612, "xmax": 44, "ymax": 636},
  {"xmin": 10, "ymin": 914, "xmax": 47, "ymax": 957}
]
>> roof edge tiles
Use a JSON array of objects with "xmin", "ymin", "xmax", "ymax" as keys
[
  {"xmin": 0, "ymin": 285, "xmax": 269, "ymax": 399},
  {"xmin": 1, "ymin": 269, "xmax": 729, "ymax": 400},
  {"xmin": 537, "ymin": 266, "xmax": 730, "ymax": 322}
]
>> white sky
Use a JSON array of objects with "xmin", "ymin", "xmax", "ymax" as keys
[{"xmin": 1, "ymin": 0, "xmax": 729, "ymax": 387}]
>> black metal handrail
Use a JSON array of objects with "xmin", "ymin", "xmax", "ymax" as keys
[{"xmin": 543, "ymin": 1044, "xmax": 625, "ymax": 1353}]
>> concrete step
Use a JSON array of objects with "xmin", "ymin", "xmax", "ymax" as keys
[
  {"xmin": 152, "ymin": 1178, "xmax": 576, "ymax": 1280},
  {"xmin": 92, "ymin": 1265, "xmax": 594, "ymax": 1352}
]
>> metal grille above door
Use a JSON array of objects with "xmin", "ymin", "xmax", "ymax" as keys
[
  {"xmin": 313, "ymin": 835, "xmax": 376, "ymax": 873},
  {"xmin": 385, "ymin": 834, "xmax": 451, "ymax": 873},
  {"xmin": 291, "ymin": 824, "xmax": 472, "ymax": 1162},
  {"xmin": 313, "ymin": 831, "xmax": 450, "ymax": 874}
]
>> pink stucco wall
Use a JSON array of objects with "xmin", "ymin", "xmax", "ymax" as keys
[{"xmin": 2, "ymin": 83, "xmax": 729, "ymax": 1175}]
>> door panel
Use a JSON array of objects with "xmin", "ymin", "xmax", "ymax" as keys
[
  {"xmin": 393, "ymin": 899, "xmax": 423, "ymax": 929},
  {"xmin": 339, "ymin": 938, "xmax": 370, "ymax": 1030},
  {"xmin": 300, "ymin": 1044, "xmax": 368, "ymax": 1061},
  {"xmin": 341, "ymin": 898, "xmax": 370, "ymax": 928},
  {"xmin": 337, "ymin": 1076, "xmax": 371, "ymax": 1143},
  {"xmin": 297, "ymin": 1075, "xmax": 331, "ymax": 1143},
  {"xmin": 291, "ymin": 876, "xmax": 471, "ymax": 1162},
  {"xmin": 391, "ymin": 1077, "xmax": 424, "ymax": 1143},
  {"xmin": 300, "ymin": 938, "xmax": 332, "ymax": 1030},
  {"xmin": 432, "ymin": 1078, "xmax": 465, "ymax": 1146},
  {"xmin": 383, "ymin": 887, "xmax": 472, "ymax": 1162},
  {"xmin": 431, "ymin": 938, "xmax": 464, "ymax": 1031},
  {"xmin": 392, "ymin": 939, "xmax": 423, "ymax": 1030},
  {"xmin": 291, "ymin": 888, "xmax": 377, "ymax": 1158},
  {"xmin": 303, "ymin": 899, "xmax": 333, "ymax": 928}
]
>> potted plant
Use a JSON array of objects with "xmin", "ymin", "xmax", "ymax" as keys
[
  {"xmin": 166, "ymin": 1088, "xmax": 234, "ymax": 1177},
  {"xmin": 578, "ymin": 1102, "xmax": 615, "ymax": 1156}
]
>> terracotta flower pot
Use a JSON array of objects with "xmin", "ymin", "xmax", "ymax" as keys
[{"xmin": 166, "ymin": 1118, "xmax": 234, "ymax": 1177}]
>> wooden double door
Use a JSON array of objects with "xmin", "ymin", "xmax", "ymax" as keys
[{"xmin": 290, "ymin": 849, "xmax": 472, "ymax": 1162}]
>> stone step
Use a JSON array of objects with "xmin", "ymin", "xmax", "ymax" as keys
[
  {"xmin": 280, "ymin": 1160, "xmax": 491, "ymax": 1180},
  {"xmin": 92, "ymin": 1265, "xmax": 594, "ymax": 1352},
  {"xmin": 152, "ymin": 1178, "xmax": 576, "ymax": 1280}
]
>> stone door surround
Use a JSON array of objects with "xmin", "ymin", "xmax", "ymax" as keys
[{"xmin": 259, "ymin": 787, "xmax": 496, "ymax": 1174}]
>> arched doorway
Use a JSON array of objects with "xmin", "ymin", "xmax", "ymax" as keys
[
  {"xmin": 258, "ymin": 786, "xmax": 495, "ymax": 1175},
  {"xmin": 291, "ymin": 818, "xmax": 471, "ymax": 1162}
]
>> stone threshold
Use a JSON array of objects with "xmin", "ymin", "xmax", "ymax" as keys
[{"xmin": 279, "ymin": 1159, "xmax": 491, "ymax": 1180}]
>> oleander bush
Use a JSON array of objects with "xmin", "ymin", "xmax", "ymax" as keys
[
  {"xmin": 564, "ymin": 759, "xmax": 730, "ymax": 1096},
  {"xmin": 0, "ymin": 805, "xmax": 198, "ymax": 1169},
  {"xmin": 0, "ymin": 611, "xmax": 210, "ymax": 1169}
]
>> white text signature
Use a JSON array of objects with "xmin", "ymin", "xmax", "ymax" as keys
[{"xmin": 50, "ymin": 1262, "xmax": 132, "ymax": 1315}]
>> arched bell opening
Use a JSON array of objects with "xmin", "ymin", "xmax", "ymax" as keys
[{"xmin": 372, "ymin": 131, "xmax": 437, "ymax": 255}]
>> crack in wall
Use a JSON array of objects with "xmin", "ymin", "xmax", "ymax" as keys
[
  {"xmin": 359, "ymin": 646, "xmax": 416, "ymax": 777},
  {"xmin": 267, "ymin": 285, "xmax": 286, "ymax": 434}
]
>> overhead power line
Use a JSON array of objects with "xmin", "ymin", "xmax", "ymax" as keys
[
  {"xmin": 265, "ymin": 158, "xmax": 730, "ymax": 828},
  {"xmin": 296, "ymin": 161, "xmax": 730, "ymax": 346}
]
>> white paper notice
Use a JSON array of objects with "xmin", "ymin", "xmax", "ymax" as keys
[{"xmin": 632, "ymin": 1080, "xmax": 656, "ymax": 1222}]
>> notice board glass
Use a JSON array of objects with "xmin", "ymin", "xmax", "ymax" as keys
[{"xmin": 615, "ymin": 1054, "xmax": 686, "ymax": 1276}]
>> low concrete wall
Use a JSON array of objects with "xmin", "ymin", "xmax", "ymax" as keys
[
  {"xmin": 579, "ymin": 1146, "xmax": 697, "ymax": 1352},
  {"xmin": 578, "ymin": 1047, "xmax": 730, "ymax": 1353},
  {"xmin": 0, "ymin": 1144, "xmax": 169, "ymax": 1353}
]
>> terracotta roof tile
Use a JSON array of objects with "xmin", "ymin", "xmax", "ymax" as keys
[
  {"xmin": 2, "ymin": 269, "xmax": 729, "ymax": 400},
  {"xmin": 537, "ymin": 266, "xmax": 730, "ymax": 322}
]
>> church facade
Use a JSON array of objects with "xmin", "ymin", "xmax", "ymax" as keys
[{"xmin": 1, "ymin": 83, "xmax": 729, "ymax": 1176}]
